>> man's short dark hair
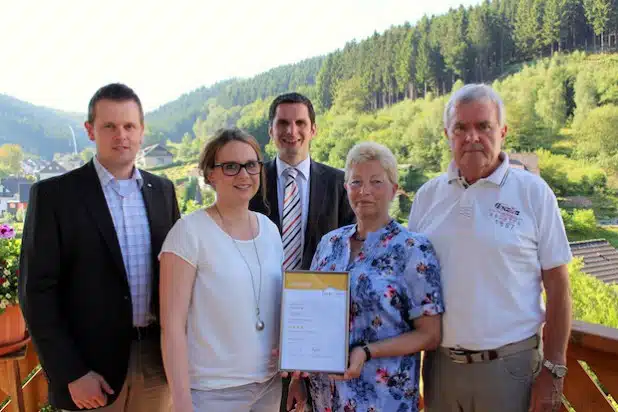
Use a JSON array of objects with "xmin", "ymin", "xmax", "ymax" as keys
[
  {"xmin": 268, "ymin": 92, "xmax": 316, "ymax": 126},
  {"xmin": 87, "ymin": 83, "xmax": 144, "ymax": 125}
]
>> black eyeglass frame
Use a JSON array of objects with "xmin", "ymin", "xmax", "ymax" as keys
[{"xmin": 213, "ymin": 161, "xmax": 264, "ymax": 176}]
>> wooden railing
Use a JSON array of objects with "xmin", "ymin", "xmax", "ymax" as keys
[
  {"xmin": 0, "ymin": 341, "xmax": 47, "ymax": 412},
  {"xmin": 561, "ymin": 320, "xmax": 618, "ymax": 411},
  {"xmin": 0, "ymin": 320, "xmax": 617, "ymax": 412}
]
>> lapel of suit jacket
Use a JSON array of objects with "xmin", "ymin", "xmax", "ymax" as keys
[
  {"xmin": 80, "ymin": 160, "xmax": 127, "ymax": 280},
  {"xmin": 139, "ymin": 171, "xmax": 166, "ymax": 318},
  {"xmin": 266, "ymin": 160, "xmax": 281, "ymax": 231},
  {"xmin": 305, "ymin": 160, "xmax": 325, "ymax": 257},
  {"xmin": 139, "ymin": 172, "xmax": 162, "ymax": 259}
]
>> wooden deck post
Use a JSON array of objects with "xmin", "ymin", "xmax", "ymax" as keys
[{"xmin": 0, "ymin": 346, "xmax": 27, "ymax": 412}]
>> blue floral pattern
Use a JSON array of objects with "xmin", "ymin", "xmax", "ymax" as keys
[{"xmin": 308, "ymin": 220, "xmax": 444, "ymax": 412}]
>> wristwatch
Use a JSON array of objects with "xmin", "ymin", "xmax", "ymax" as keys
[
  {"xmin": 543, "ymin": 359, "xmax": 568, "ymax": 379},
  {"xmin": 361, "ymin": 345, "xmax": 372, "ymax": 362}
]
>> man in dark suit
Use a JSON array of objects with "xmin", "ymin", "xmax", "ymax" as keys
[
  {"xmin": 249, "ymin": 92, "xmax": 355, "ymax": 411},
  {"xmin": 18, "ymin": 83, "xmax": 180, "ymax": 411}
]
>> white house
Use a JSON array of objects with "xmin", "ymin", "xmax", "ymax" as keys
[
  {"xmin": 55, "ymin": 155, "xmax": 85, "ymax": 171},
  {"xmin": 137, "ymin": 144, "xmax": 174, "ymax": 169},
  {"xmin": 38, "ymin": 161, "xmax": 67, "ymax": 181}
]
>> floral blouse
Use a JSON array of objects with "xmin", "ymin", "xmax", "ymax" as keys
[{"xmin": 308, "ymin": 220, "xmax": 444, "ymax": 412}]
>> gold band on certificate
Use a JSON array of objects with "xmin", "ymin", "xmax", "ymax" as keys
[{"xmin": 279, "ymin": 271, "xmax": 350, "ymax": 374}]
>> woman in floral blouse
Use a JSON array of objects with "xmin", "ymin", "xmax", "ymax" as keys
[{"xmin": 307, "ymin": 141, "xmax": 444, "ymax": 412}]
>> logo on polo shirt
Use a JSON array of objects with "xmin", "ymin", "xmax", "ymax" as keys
[{"xmin": 490, "ymin": 202, "xmax": 522, "ymax": 230}]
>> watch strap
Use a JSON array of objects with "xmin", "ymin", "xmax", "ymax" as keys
[{"xmin": 362, "ymin": 345, "xmax": 372, "ymax": 362}]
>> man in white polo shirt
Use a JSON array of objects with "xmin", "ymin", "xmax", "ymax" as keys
[{"xmin": 408, "ymin": 83, "xmax": 572, "ymax": 412}]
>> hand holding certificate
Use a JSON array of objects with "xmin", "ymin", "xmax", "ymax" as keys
[{"xmin": 279, "ymin": 271, "xmax": 350, "ymax": 374}]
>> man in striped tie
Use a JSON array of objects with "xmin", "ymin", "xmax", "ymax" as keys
[{"xmin": 249, "ymin": 92, "xmax": 355, "ymax": 411}]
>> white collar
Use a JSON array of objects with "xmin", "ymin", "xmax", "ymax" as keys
[
  {"xmin": 447, "ymin": 152, "xmax": 510, "ymax": 187},
  {"xmin": 93, "ymin": 155, "xmax": 143, "ymax": 188},
  {"xmin": 276, "ymin": 156, "xmax": 311, "ymax": 180}
]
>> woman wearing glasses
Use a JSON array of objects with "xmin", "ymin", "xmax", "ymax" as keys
[{"xmin": 159, "ymin": 128, "xmax": 284, "ymax": 412}]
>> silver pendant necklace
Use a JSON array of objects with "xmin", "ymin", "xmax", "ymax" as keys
[{"xmin": 215, "ymin": 205, "xmax": 265, "ymax": 331}]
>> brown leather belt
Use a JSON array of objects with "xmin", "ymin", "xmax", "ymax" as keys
[{"xmin": 441, "ymin": 335, "xmax": 540, "ymax": 364}]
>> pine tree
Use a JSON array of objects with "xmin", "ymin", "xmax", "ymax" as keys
[
  {"xmin": 583, "ymin": 0, "xmax": 614, "ymax": 50},
  {"xmin": 542, "ymin": 0, "xmax": 565, "ymax": 52}
]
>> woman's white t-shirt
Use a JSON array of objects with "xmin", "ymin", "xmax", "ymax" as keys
[{"xmin": 159, "ymin": 209, "xmax": 283, "ymax": 390}]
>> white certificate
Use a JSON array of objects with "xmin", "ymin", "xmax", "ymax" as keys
[{"xmin": 279, "ymin": 271, "xmax": 350, "ymax": 374}]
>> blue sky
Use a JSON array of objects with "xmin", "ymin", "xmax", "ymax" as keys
[{"xmin": 0, "ymin": 0, "xmax": 482, "ymax": 113}]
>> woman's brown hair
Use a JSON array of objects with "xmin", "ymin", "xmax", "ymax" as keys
[{"xmin": 198, "ymin": 128, "xmax": 269, "ymax": 212}]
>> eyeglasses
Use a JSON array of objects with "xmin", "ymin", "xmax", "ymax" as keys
[
  {"xmin": 347, "ymin": 179, "xmax": 386, "ymax": 191},
  {"xmin": 214, "ymin": 161, "xmax": 263, "ymax": 176}
]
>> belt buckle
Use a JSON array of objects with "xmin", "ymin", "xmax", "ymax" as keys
[{"xmin": 448, "ymin": 349, "xmax": 469, "ymax": 364}]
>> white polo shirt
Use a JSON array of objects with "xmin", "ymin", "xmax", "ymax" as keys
[{"xmin": 408, "ymin": 153, "xmax": 572, "ymax": 350}]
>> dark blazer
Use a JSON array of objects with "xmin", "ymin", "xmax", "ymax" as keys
[
  {"xmin": 18, "ymin": 160, "xmax": 180, "ymax": 410},
  {"xmin": 249, "ymin": 159, "xmax": 355, "ymax": 269}
]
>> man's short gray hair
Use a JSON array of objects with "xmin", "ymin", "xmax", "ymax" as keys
[
  {"xmin": 443, "ymin": 83, "xmax": 506, "ymax": 130},
  {"xmin": 345, "ymin": 141, "xmax": 398, "ymax": 185}
]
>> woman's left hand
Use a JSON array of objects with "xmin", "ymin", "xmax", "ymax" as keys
[{"xmin": 329, "ymin": 346, "xmax": 367, "ymax": 381}]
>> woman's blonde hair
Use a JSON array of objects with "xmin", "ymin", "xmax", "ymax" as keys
[
  {"xmin": 198, "ymin": 128, "xmax": 268, "ymax": 210},
  {"xmin": 345, "ymin": 141, "xmax": 398, "ymax": 185}
]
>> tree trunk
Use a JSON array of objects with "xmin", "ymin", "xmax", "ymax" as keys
[
  {"xmin": 500, "ymin": 32, "xmax": 504, "ymax": 73},
  {"xmin": 480, "ymin": 56, "xmax": 485, "ymax": 82}
]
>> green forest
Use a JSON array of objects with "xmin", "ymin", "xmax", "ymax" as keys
[
  {"xmin": 2, "ymin": 0, "xmax": 618, "ymax": 158},
  {"xmin": 143, "ymin": 0, "xmax": 618, "ymax": 144}
]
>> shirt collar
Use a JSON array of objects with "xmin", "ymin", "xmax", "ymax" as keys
[
  {"xmin": 342, "ymin": 218, "xmax": 399, "ymax": 242},
  {"xmin": 447, "ymin": 152, "xmax": 510, "ymax": 187},
  {"xmin": 93, "ymin": 155, "xmax": 143, "ymax": 189},
  {"xmin": 276, "ymin": 156, "xmax": 311, "ymax": 180}
]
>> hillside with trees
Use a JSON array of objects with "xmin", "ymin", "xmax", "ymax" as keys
[
  {"xmin": 143, "ymin": 56, "xmax": 324, "ymax": 144},
  {"xmin": 0, "ymin": 94, "xmax": 88, "ymax": 159},
  {"xmin": 141, "ymin": 0, "xmax": 618, "ymax": 145},
  {"xmin": 2, "ymin": 0, "xmax": 616, "ymax": 158}
]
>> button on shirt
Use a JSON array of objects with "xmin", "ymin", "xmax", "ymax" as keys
[
  {"xmin": 408, "ymin": 153, "xmax": 572, "ymax": 350},
  {"xmin": 93, "ymin": 157, "xmax": 153, "ymax": 327},
  {"xmin": 276, "ymin": 156, "xmax": 310, "ymax": 251}
]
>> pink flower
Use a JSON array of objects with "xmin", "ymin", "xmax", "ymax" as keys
[
  {"xmin": 0, "ymin": 224, "xmax": 15, "ymax": 239},
  {"xmin": 384, "ymin": 285, "xmax": 396, "ymax": 298},
  {"xmin": 376, "ymin": 368, "xmax": 390, "ymax": 383}
]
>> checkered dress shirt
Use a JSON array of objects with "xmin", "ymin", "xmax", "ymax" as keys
[{"xmin": 93, "ymin": 157, "xmax": 153, "ymax": 327}]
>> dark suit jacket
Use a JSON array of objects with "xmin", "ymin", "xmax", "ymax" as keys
[
  {"xmin": 18, "ymin": 160, "xmax": 180, "ymax": 410},
  {"xmin": 249, "ymin": 159, "xmax": 355, "ymax": 269}
]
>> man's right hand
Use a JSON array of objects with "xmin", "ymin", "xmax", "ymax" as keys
[{"xmin": 68, "ymin": 371, "xmax": 114, "ymax": 409}]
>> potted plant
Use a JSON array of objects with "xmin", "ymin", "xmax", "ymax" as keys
[{"xmin": 0, "ymin": 223, "xmax": 28, "ymax": 355}]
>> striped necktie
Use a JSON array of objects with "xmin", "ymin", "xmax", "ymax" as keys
[{"xmin": 282, "ymin": 167, "xmax": 302, "ymax": 270}]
